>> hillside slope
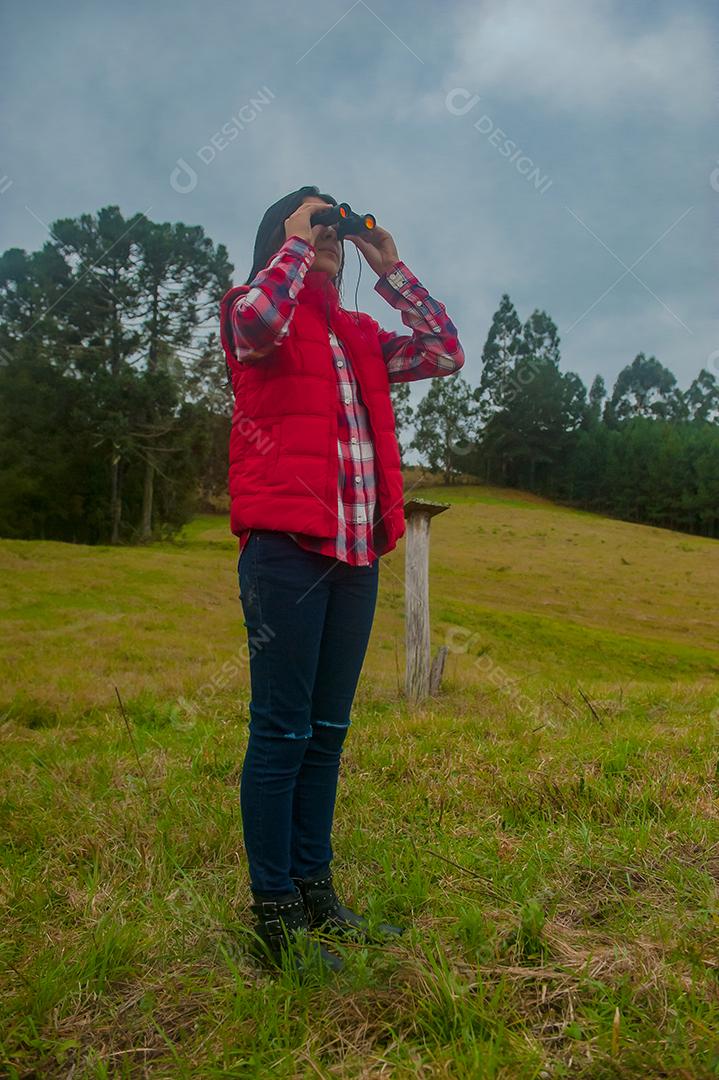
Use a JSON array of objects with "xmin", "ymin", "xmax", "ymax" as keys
[
  {"xmin": 3, "ymin": 486, "xmax": 718, "ymax": 1077},
  {"xmin": 1, "ymin": 485, "xmax": 717, "ymax": 715}
]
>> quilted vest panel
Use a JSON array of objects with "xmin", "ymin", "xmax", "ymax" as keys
[{"xmin": 219, "ymin": 273, "xmax": 406, "ymax": 555}]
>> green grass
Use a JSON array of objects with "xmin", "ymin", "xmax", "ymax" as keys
[{"xmin": 1, "ymin": 484, "xmax": 718, "ymax": 1077}]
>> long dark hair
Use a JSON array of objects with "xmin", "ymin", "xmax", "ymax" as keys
[{"xmin": 245, "ymin": 185, "xmax": 345, "ymax": 291}]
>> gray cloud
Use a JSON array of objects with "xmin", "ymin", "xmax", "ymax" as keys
[
  {"xmin": 450, "ymin": 0, "xmax": 715, "ymax": 119},
  {"xmin": 0, "ymin": 0, "xmax": 714, "ymax": 403}
]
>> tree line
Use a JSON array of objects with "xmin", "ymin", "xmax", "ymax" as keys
[
  {"xmin": 398, "ymin": 295, "xmax": 719, "ymax": 538},
  {"xmin": 1, "ymin": 207, "xmax": 717, "ymax": 542},
  {"xmin": 0, "ymin": 207, "xmax": 231, "ymax": 543}
]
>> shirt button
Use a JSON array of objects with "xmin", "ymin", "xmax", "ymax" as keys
[
  {"xmin": 354, "ymin": 475, "xmax": 361, "ymax": 484},
  {"xmin": 344, "ymin": 394, "xmax": 351, "ymax": 404},
  {"xmin": 336, "ymin": 359, "xmax": 344, "ymax": 368},
  {"xmin": 351, "ymin": 436, "xmax": 358, "ymax": 445}
]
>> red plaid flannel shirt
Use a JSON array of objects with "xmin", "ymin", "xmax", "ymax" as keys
[{"xmin": 229, "ymin": 235, "xmax": 464, "ymax": 565}]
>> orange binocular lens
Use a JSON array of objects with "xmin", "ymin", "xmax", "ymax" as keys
[{"xmin": 310, "ymin": 202, "xmax": 375, "ymax": 238}]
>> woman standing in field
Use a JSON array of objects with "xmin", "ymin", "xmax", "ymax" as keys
[{"xmin": 219, "ymin": 185, "xmax": 464, "ymax": 975}]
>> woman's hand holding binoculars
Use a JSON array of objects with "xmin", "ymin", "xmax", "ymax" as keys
[
  {"xmin": 283, "ymin": 198, "xmax": 400, "ymax": 279},
  {"xmin": 345, "ymin": 227, "xmax": 399, "ymax": 278},
  {"xmin": 284, "ymin": 201, "xmax": 329, "ymax": 248}
]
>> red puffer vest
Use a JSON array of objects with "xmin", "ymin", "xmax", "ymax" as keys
[{"xmin": 218, "ymin": 269, "xmax": 406, "ymax": 556}]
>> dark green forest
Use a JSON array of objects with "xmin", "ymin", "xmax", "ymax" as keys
[{"xmin": 1, "ymin": 206, "xmax": 717, "ymax": 543}]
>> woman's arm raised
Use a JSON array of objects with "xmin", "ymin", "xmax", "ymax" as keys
[
  {"xmin": 229, "ymin": 236, "xmax": 316, "ymax": 362},
  {"xmin": 347, "ymin": 229, "xmax": 464, "ymax": 383},
  {"xmin": 230, "ymin": 201, "xmax": 332, "ymax": 361},
  {"xmin": 361, "ymin": 261, "xmax": 465, "ymax": 384}
]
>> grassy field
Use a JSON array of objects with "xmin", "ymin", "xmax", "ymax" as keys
[{"xmin": 1, "ymin": 484, "xmax": 718, "ymax": 1078}]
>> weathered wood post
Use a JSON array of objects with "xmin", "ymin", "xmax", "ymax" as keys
[{"xmin": 403, "ymin": 498, "xmax": 450, "ymax": 703}]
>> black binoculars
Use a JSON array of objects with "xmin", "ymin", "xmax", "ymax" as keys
[{"xmin": 310, "ymin": 202, "xmax": 376, "ymax": 240}]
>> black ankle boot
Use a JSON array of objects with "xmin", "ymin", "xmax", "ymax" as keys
[
  {"xmin": 249, "ymin": 889, "xmax": 344, "ymax": 975},
  {"xmin": 291, "ymin": 873, "xmax": 405, "ymax": 940}
]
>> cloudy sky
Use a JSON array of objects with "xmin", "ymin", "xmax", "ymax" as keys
[{"xmin": 1, "ymin": 0, "xmax": 716, "ymax": 397}]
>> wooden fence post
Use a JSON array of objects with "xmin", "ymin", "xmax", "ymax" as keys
[{"xmin": 403, "ymin": 498, "xmax": 450, "ymax": 703}]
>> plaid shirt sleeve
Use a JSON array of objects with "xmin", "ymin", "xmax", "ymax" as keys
[
  {"xmin": 229, "ymin": 235, "xmax": 316, "ymax": 361},
  {"xmin": 370, "ymin": 261, "xmax": 464, "ymax": 382}
]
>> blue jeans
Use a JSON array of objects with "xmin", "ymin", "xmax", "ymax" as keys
[{"xmin": 237, "ymin": 529, "xmax": 380, "ymax": 896}]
